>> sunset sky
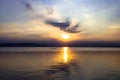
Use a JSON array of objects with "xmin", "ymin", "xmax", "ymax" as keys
[{"xmin": 0, "ymin": 0, "xmax": 120, "ymax": 43}]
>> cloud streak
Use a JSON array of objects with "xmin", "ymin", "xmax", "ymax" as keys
[
  {"xmin": 23, "ymin": 1, "xmax": 81, "ymax": 33},
  {"xmin": 23, "ymin": 1, "xmax": 34, "ymax": 11},
  {"xmin": 45, "ymin": 18, "xmax": 80, "ymax": 33}
]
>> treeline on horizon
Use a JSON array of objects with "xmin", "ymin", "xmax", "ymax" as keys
[{"xmin": 0, "ymin": 41, "xmax": 120, "ymax": 47}]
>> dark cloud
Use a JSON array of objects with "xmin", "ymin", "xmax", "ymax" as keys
[
  {"xmin": 23, "ymin": 1, "xmax": 81, "ymax": 33},
  {"xmin": 45, "ymin": 18, "xmax": 80, "ymax": 33},
  {"xmin": 46, "ymin": 18, "xmax": 70, "ymax": 29},
  {"xmin": 47, "ymin": 8, "xmax": 54, "ymax": 15},
  {"xmin": 65, "ymin": 24, "xmax": 80, "ymax": 33},
  {"xmin": 23, "ymin": 1, "xmax": 34, "ymax": 11}
]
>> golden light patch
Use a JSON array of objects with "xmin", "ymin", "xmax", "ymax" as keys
[
  {"xmin": 63, "ymin": 47, "xmax": 68, "ymax": 63},
  {"xmin": 61, "ymin": 34, "xmax": 70, "ymax": 40}
]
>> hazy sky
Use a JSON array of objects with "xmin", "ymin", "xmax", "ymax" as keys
[{"xmin": 0, "ymin": 0, "xmax": 120, "ymax": 43}]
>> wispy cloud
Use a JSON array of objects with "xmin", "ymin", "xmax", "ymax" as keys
[
  {"xmin": 22, "ymin": 0, "xmax": 81, "ymax": 33},
  {"xmin": 45, "ymin": 18, "xmax": 80, "ymax": 33},
  {"xmin": 22, "ymin": 1, "xmax": 34, "ymax": 11}
]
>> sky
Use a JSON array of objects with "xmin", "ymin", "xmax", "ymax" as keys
[{"xmin": 0, "ymin": 0, "xmax": 120, "ymax": 43}]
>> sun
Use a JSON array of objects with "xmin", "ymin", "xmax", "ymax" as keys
[{"xmin": 61, "ymin": 34, "xmax": 70, "ymax": 39}]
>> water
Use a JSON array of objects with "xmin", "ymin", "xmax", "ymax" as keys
[{"xmin": 0, "ymin": 47, "xmax": 120, "ymax": 80}]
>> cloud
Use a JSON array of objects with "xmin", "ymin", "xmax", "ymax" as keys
[
  {"xmin": 45, "ymin": 18, "xmax": 80, "ymax": 33},
  {"xmin": 23, "ymin": 1, "xmax": 34, "ymax": 11},
  {"xmin": 22, "ymin": 0, "xmax": 81, "ymax": 33}
]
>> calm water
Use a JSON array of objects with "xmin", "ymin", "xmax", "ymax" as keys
[{"xmin": 0, "ymin": 47, "xmax": 120, "ymax": 80}]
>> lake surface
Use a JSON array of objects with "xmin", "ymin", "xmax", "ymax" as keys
[{"xmin": 0, "ymin": 47, "xmax": 120, "ymax": 80}]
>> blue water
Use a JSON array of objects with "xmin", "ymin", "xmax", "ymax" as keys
[{"xmin": 0, "ymin": 47, "xmax": 120, "ymax": 80}]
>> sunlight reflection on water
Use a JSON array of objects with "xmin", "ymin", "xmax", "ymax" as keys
[
  {"xmin": 63, "ymin": 47, "xmax": 68, "ymax": 63},
  {"xmin": 0, "ymin": 47, "xmax": 120, "ymax": 80}
]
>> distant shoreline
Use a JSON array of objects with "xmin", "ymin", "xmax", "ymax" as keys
[{"xmin": 0, "ymin": 42, "xmax": 120, "ymax": 47}]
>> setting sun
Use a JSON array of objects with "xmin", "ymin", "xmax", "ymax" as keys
[{"xmin": 61, "ymin": 34, "xmax": 70, "ymax": 39}]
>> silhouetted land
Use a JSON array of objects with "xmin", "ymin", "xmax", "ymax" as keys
[{"xmin": 0, "ymin": 41, "xmax": 120, "ymax": 47}]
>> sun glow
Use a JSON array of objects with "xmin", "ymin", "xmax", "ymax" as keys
[{"xmin": 61, "ymin": 34, "xmax": 70, "ymax": 40}]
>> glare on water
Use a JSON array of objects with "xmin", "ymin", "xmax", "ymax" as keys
[
  {"xmin": 55, "ymin": 47, "xmax": 73, "ymax": 63},
  {"xmin": 0, "ymin": 47, "xmax": 120, "ymax": 80},
  {"xmin": 63, "ymin": 47, "xmax": 68, "ymax": 63},
  {"xmin": 60, "ymin": 47, "xmax": 74, "ymax": 63}
]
